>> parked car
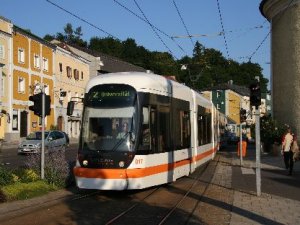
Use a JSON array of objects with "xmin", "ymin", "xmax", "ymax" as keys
[
  {"xmin": 18, "ymin": 130, "xmax": 68, "ymax": 154},
  {"xmin": 227, "ymin": 134, "xmax": 239, "ymax": 145},
  {"xmin": 62, "ymin": 131, "xmax": 70, "ymax": 146}
]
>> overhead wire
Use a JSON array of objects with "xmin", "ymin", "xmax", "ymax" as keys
[
  {"xmin": 248, "ymin": 0, "xmax": 295, "ymax": 61},
  {"xmin": 113, "ymin": 0, "xmax": 187, "ymax": 55},
  {"xmin": 216, "ymin": 0, "xmax": 230, "ymax": 58},
  {"xmin": 133, "ymin": 0, "xmax": 178, "ymax": 60},
  {"xmin": 171, "ymin": 24, "xmax": 267, "ymax": 39},
  {"xmin": 172, "ymin": 0, "xmax": 194, "ymax": 48},
  {"xmin": 46, "ymin": 0, "xmax": 118, "ymax": 39}
]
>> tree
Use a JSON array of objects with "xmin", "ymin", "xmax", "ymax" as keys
[
  {"xmin": 44, "ymin": 23, "xmax": 87, "ymax": 47},
  {"xmin": 89, "ymin": 37, "xmax": 122, "ymax": 57},
  {"xmin": 43, "ymin": 23, "xmax": 269, "ymax": 92}
]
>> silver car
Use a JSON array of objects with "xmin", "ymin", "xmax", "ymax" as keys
[{"xmin": 18, "ymin": 130, "xmax": 68, "ymax": 154}]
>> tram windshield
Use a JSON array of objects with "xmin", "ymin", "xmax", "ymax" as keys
[{"xmin": 80, "ymin": 84, "xmax": 137, "ymax": 152}]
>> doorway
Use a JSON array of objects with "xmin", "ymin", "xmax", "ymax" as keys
[{"xmin": 20, "ymin": 111, "xmax": 28, "ymax": 137}]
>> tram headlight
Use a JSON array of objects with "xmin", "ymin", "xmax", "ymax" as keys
[
  {"xmin": 83, "ymin": 160, "xmax": 88, "ymax": 166},
  {"xmin": 119, "ymin": 161, "xmax": 125, "ymax": 168}
]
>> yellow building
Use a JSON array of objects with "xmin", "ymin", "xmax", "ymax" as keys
[
  {"xmin": 0, "ymin": 16, "xmax": 12, "ymax": 141},
  {"xmin": 226, "ymin": 90, "xmax": 241, "ymax": 125},
  {"xmin": 53, "ymin": 42, "xmax": 90, "ymax": 138},
  {"xmin": 9, "ymin": 26, "xmax": 55, "ymax": 141}
]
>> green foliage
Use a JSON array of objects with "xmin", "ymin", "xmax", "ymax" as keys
[
  {"xmin": 0, "ymin": 189, "xmax": 7, "ymax": 203},
  {"xmin": 0, "ymin": 166, "xmax": 14, "ymax": 186},
  {"xmin": 251, "ymin": 115, "xmax": 286, "ymax": 151},
  {"xmin": 2, "ymin": 180, "xmax": 58, "ymax": 201},
  {"xmin": 25, "ymin": 151, "xmax": 71, "ymax": 188},
  {"xmin": 13, "ymin": 169, "xmax": 40, "ymax": 183},
  {"xmin": 47, "ymin": 23, "xmax": 269, "ymax": 91},
  {"xmin": 260, "ymin": 116, "xmax": 285, "ymax": 144}
]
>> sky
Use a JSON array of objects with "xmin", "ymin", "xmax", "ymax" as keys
[{"xmin": 0, "ymin": 0, "xmax": 270, "ymax": 84}]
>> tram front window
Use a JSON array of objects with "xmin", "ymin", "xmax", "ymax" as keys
[
  {"xmin": 81, "ymin": 84, "xmax": 137, "ymax": 152},
  {"xmin": 82, "ymin": 107, "xmax": 136, "ymax": 152}
]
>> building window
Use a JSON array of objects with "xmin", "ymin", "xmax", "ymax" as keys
[
  {"xmin": 74, "ymin": 69, "xmax": 79, "ymax": 80},
  {"xmin": 81, "ymin": 71, "xmax": 83, "ymax": 80},
  {"xmin": 18, "ymin": 77, "xmax": 25, "ymax": 93},
  {"xmin": 66, "ymin": 66, "xmax": 72, "ymax": 78},
  {"xmin": 33, "ymin": 54, "xmax": 40, "ymax": 68},
  {"xmin": 44, "ymin": 85, "xmax": 49, "ymax": 95},
  {"xmin": 0, "ymin": 45, "xmax": 4, "ymax": 59},
  {"xmin": 12, "ymin": 109, "xmax": 18, "ymax": 131},
  {"xmin": 18, "ymin": 48, "xmax": 25, "ymax": 63},
  {"xmin": 42, "ymin": 57, "xmax": 48, "ymax": 71},
  {"xmin": 59, "ymin": 63, "xmax": 63, "ymax": 72}
]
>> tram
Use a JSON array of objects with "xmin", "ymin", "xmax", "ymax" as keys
[{"xmin": 68, "ymin": 72, "xmax": 220, "ymax": 190}]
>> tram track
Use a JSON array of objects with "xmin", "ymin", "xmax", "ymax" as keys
[
  {"xmin": 103, "ymin": 156, "xmax": 220, "ymax": 225},
  {"xmin": 158, "ymin": 156, "xmax": 220, "ymax": 225},
  {"xmin": 1, "ymin": 156, "xmax": 221, "ymax": 225}
]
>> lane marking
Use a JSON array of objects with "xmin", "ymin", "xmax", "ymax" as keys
[{"xmin": 241, "ymin": 167, "xmax": 255, "ymax": 174}]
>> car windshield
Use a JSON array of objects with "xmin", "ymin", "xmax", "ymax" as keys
[{"xmin": 26, "ymin": 132, "xmax": 49, "ymax": 140}]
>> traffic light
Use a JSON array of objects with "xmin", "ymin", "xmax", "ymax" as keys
[
  {"xmin": 45, "ymin": 94, "xmax": 51, "ymax": 116},
  {"xmin": 240, "ymin": 108, "xmax": 247, "ymax": 123},
  {"xmin": 249, "ymin": 81, "xmax": 261, "ymax": 108},
  {"xmin": 29, "ymin": 93, "xmax": 51, "ymax": 117},
  {"xmin": 29, "ymin": 93, "xmax": 42, "ymax": 116}
]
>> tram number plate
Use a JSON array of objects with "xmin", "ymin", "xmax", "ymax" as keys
[{"xmin": 135, "ymin": 158, "xmax": 143, "ymax": 164}]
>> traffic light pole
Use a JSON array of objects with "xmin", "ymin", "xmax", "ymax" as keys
[
  {"xmin": 41, "ymin": 87, "xmax": 45, "ymax": 179},
  {"xmin": 255, "ymin": 108, "xmax": 261, "ymax": 196},
  {"xmin": 239, "ymin": 102, "xmax": 243, "ymax": 166}
]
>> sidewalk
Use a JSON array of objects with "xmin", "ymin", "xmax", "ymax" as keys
[{"xmin": 215, "ymin": 146, "xmax": 300, "ymax": 225}]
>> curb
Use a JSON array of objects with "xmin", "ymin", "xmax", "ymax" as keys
[{"xmin": 0, "ymin": 187, "xmax": 77, "ymax": 222}]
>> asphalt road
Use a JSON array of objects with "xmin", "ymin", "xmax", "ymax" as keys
[{"xmin": 0, "ymin": 143, "xmax": 78, "ymax": 169}]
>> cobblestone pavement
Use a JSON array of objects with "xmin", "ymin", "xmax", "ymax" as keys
[{"xmin": 210, "ymin": 150, "xmax": 300, "ymax": 225}]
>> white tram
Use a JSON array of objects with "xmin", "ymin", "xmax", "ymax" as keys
[{"xmin": 69, "ymin": 72, "xmax": 220, "ymax": 190}]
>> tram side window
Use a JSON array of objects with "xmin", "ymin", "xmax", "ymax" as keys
[
  {"xmin": 150, "ymin": 107, "xmax": 157, "ymax": 153},
  {"xmin": 157, "ymin": 106, "xmax": 170, "ymax": 152},
  {"xmin": 139, "ymin": 107, "xmax": 151, "ymax": 152},
  {"xmin": 198, "ymin": 115, "xmax": 204, "ymax": 145},
  {"xmin": 207, "ymin": 113, "xmax": 212, "ymax": 143},
  {"xmin": 174, "ymin": 110, "xmax": 190, "ymax": 149},
  {"xmin": 197, "ymin": 106, "xmax": 212, "ymax": 145}
]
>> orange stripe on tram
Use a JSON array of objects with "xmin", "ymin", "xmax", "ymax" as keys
[{"xmin": 74, "ymin": 148, "xmax": 216, "ymax": 179}]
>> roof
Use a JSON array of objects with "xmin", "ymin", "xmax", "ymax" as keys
[
  {"xmin": 0, "ymin": 16, "xmax": 11, "ymax": 23},
  {"xmin": 13, "ymin": 25, "xmax": 56, "ymax": 49},
  {"xmin": 66, "ymin": 43, "xmax": 146, "ymax": 73},
  {"xmin": 202, "ymin": 83, "xmax": 250, "ymax": 97}
]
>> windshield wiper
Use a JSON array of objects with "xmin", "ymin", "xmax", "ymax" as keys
[{"xmin": 111, "ymin": 132, "xmax": 130, "ymax": 151}]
